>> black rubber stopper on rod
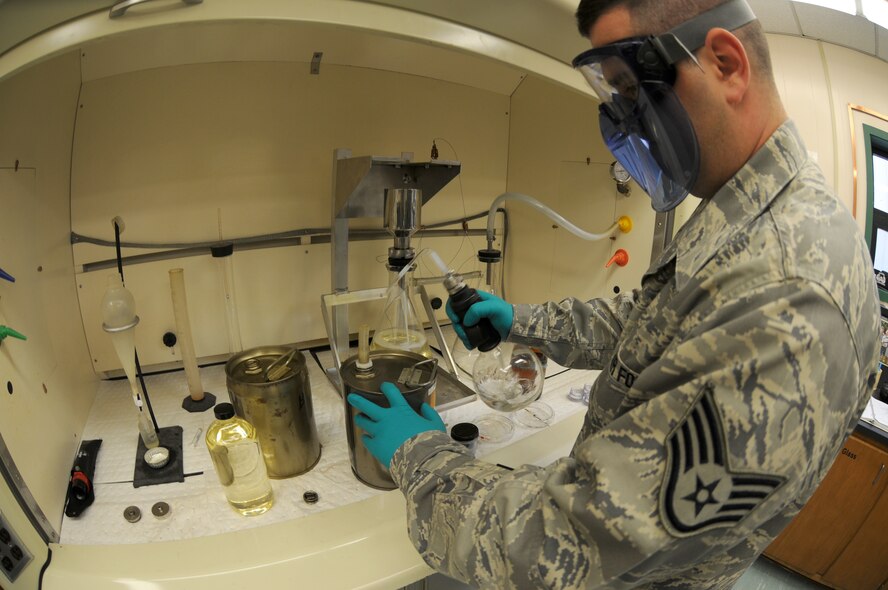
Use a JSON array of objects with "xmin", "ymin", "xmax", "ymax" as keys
[
  {"xmin": 210, "ymin": 242, "xmax": 234, "ymax": 258},
  {"xmin": 182, "ymin": 392, "xmax": 216, "ymax": 413},
  {"xmin": 477, "ymin": 249, "xmax": 502, "ymax": 263}
]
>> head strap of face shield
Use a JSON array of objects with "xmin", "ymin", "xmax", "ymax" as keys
[{"xmin": 640, "ymin": 0, "xmax": 757, "ymax": 69}]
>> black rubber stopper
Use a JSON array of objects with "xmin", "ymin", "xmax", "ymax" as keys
[
  {"xmin": 210, "ymin": 242, "xmax": 234, "ymax": 258},
  {"xmin": 182, "ymin": 392, "xmax": 217, "ymax": 413},
  {"xmin": 477, "ymin": 249, "xmax": 502, "ymax": 263},
  {"xmin": 450, "ymin": 422, "xmax": 479, "ymax": 443},
  {"xmin": 387, "ymin": 255, "xmax": 412, "ymax": 270},
  {"xmin": 162, "ymin": 331, "xmax": 177, "ymax": 347}
]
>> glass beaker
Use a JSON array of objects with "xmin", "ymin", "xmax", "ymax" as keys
[{"xmin": 371, "ymin": 270, "xmax": 433, "ymax": 358}]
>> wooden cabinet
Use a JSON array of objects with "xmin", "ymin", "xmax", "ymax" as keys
[
  {"xmin": 764, "ymin": 432, "xmax": 888, "ymax": 589},
  {"xmin": 822, "ymin": 482, "xmax": 888, "ymax": 590}
]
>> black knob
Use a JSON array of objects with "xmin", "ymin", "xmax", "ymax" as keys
[
  {"xmin": 430, "ymin": 297, "xmax": 442, "ymax": 310},
  {"xmin": 162, "ymin": 332, "xmax": 177, "ymax": 348}
]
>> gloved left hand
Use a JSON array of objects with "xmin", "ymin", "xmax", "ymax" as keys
[{"xmin": 347, "ymin": 381, "xmax": 446, "ymax": 469}]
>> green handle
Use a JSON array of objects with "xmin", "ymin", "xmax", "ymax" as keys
[{"xmin": 0, "ymin": 326, "xmax": 27, "ymax": 342}]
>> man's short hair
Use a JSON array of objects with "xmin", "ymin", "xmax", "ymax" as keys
[{"xmin": 574, "ymin": 0, "xmax": 774, "ymax": 80}]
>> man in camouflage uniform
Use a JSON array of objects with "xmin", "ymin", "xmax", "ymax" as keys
[{"xmin": 348, "ymin": 0, "xmax": 881, "ymax": 587}]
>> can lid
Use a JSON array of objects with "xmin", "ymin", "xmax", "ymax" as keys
[
  {"xmin": 450, "ymin": 422, "xmax": 479, "ymax": 443},
  {"xmin": 341, "ymin": 351, "xmax": 433, "ymax": 395},
  {"xmin": 214, "ymin": 403, "xmax": 235, "ymax": 420},
  {"xmin": 227, "ymin": 347, "xmax": 306, "ymax": 385}
]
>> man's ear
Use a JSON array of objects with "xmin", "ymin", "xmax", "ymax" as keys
[{"xmin": 701, "ymin": 27, "xmax": 750, "ymax": 106}]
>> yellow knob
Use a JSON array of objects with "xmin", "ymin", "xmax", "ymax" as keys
[{"xmin": 617, "ymin": 216, "xmax": 633, "ymax": 233}]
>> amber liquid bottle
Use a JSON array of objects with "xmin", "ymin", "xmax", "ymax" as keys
[{"xmin": 205, "ymin": 403, "xmax": 274, "ymax": 516}]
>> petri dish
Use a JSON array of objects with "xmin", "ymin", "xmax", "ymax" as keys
[
  {"xmin": 514, "ymin": 401, "xmax": 554, "ymax": 429},
  {"xmin": 475, "ymin": 414, "xmax": 515, "ymax": 444}
]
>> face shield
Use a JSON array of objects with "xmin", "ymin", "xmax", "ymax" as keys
[{"xmin": 572, "ymin": 0, "xmax": 757, "ymax": 212}]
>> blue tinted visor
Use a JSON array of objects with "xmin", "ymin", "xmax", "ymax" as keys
[
  {"xmin": 571, "ymin": 0, "xmax": 757, "ymax": 211},
  {"xmin": 598, "ymin": 81, "xmax": 699, "ymax": 212}
]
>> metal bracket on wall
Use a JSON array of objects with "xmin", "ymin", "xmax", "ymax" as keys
[
  {"xmin": 310, "ymin": 52, "xmax": 323, "ymax": 75},
  {"xmin": 0, "ymin": 431, "xmax": 59, "ymax": 544},
  {"xmin": 650, "ymin": 209, "xmax": 675, "ymax": 266}
]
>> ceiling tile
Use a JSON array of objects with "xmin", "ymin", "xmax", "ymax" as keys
[
  {"xmin": 794, "ymin": 2, "xmax": 877, "ymax": 54},
  {"xmin": 749, "ymin": 0, "xmax": 802, "ymax": 35}
]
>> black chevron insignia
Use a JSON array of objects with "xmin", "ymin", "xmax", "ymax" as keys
[{"xmin": 660, "ymin": 385, "xmax": 784, "ymax": 537}]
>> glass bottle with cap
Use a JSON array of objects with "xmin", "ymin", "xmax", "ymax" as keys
[
  {"xmin": 205, "ymin": 403, "xmax": 274, "ymax": 516},
  {"xmin": 450, "ymin": 422, "xmax": 479, "ymax": 455}
]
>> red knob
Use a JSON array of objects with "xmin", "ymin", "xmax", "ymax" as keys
[{"xmin": 606, "ymin": 249, "xmax": 629, "ymax": 268}]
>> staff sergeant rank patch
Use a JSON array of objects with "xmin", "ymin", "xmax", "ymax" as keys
[{"xmin": 660, "ymin": 386, "xmax": 784, "ymax": 537}]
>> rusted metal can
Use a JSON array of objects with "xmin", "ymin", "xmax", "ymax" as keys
[{"xmin": 226, "ymin": 346, "xmax": 321, "ymax": 478}]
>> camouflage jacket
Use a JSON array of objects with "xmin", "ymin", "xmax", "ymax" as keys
[{"xmin": 390, "ymin": 121, "xmax": 880, "ymax": 589}]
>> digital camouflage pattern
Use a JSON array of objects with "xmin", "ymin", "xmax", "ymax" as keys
[{"xmin": 390, "ymin": 121, "xmax": 881, "ymax": 589}]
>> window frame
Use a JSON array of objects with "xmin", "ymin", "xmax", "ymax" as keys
[{"xmin": 863, "ymin": 123, "xmax": 888, "ymax": 303}]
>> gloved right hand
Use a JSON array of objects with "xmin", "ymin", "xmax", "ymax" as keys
[{"xmin": 446, "ymin": 290, "xmax": 513, "ymax": 349}]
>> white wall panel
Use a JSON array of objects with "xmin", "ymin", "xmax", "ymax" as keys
[
  {"xmin": 505, "ymin": 75, "xmax": 655, "ymax": 306},
  {"xmin": 0, "ymin": 50, "xmax": 96, "ymax": 530},
  {"xmin": 821, "ymin": 43, "xmax": 888, "ymax": 229},
  {"xmin": 767, "ymin": 34, "xmax": 836, "ymax": 191},
  {"xmin": 71, "ymin": 61, "xmax": 510, "ymax": 371}
]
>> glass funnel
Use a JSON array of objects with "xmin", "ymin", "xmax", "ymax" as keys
[{"xmin": 371, "ymin": 270, "xmax": 432, "ymax": 358}]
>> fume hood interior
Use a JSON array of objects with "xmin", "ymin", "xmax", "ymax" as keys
[{"xmin": 0, "ymin": 4, "xmax": 656, "ymax": 587}]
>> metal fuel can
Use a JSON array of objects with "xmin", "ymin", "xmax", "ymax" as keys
[
  {"xmin": 341, "ymin": 350, "xmax": 436, "ymax": 489},
  {"xmin": 226, "ymin": 346, "xmax": 321, "ymax": 479}
]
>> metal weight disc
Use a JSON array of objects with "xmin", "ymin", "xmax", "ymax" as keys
[
  {"xmin": 151, "ymin": 501, "xmax": 171, "ymax": 519},
  {"xmin": 123, "ymin": 506, "xmax": 141, "ymax": 523}
]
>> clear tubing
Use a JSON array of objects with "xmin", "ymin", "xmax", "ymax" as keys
[
  {"xmin": 219, "ymin": 256, "xmax": 243, "ymax": 353},
  {"xmin": 429, "ymin": 250, "xmax": 450, "ymax": 274},
  {"xmin": 485, "ymin": 258, "xmax": 502, "ymax": 297},
  {"xmin": 357, "ymin": 324, "xmax": 371, "ymax": 368},
  {"xmin": 169, "ymin": 268, "xmax": 205, "ymax": 401},
  {"xmin": 486, "ymin": 192, "xmax": 619, "ymax": 244}
]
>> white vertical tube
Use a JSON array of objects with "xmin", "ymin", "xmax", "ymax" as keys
[{"xmin": 169, "ymin": 268, "xmax": 204, "ymax": 401}]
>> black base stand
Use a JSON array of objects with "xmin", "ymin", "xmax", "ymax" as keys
[
  {"xmin": 182, "ymin": 392, "xmax": 216, "ymax": 413},
  {"xmin": 133, "ymin": 426, "xmax": 184, "ymax": 488}
]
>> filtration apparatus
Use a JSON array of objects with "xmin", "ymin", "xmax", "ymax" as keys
[{"xmin": 321, "ymin": 150, "xmax": 478, "ymax": 396}]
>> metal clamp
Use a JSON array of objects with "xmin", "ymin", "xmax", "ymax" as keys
[
  {"xmin": 110, "ymin": 0, "xmax": 202, "ymax": 19},
  {"xmin": 102, "ymin": 315, "xmax": 140, "ymax": 333}
]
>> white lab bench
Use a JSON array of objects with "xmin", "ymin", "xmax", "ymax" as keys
[{"xmin": 44, "ymin": 352, "xmax": 596, "ymax": 589}]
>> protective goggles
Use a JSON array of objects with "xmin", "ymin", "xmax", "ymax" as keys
[{"xmin": 572, "ymin": 0, "xmax": 757, "ymax": 211}]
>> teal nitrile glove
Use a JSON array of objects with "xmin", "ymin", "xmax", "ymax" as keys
[
  {"xmin": 445, "ymin": 290, "xmax": 513, "ymax": 350},
  {"xmin": 347, "ymin": 381, "xmax": 445, "ymax": 469}
]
